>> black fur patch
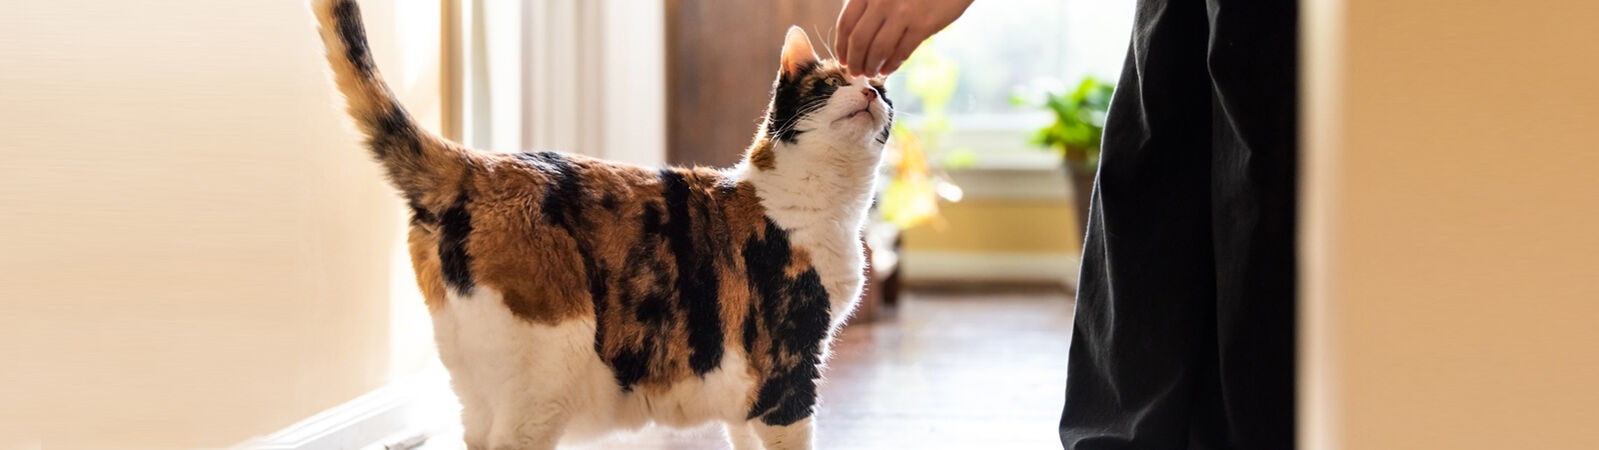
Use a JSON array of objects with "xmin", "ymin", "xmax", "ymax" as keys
[
  {"xmin": 408, "ymin": 200, "xmax": 436, "ymax": 226},
  {"xmin": 631, "ymin": 269, "xmax": 674, "ymax": 324},
  {"xmin": 755, "ymin": 267, "xmax": 827, "ymax": 425},
  {"xmin": 516, "ymin": 152, "xmax": 585, "ymax": 226},
  {"xmin": 766, "ymin": 62, "xmax": 830, "ymax": 143},
  {"xmin": 642, "ymin": 203, "xmax": 665, "ymax": 235},
  {"xmin": 608, "ymin": 346, "xmax": 651, "ymax": 390},
  {"xmin": 605, "ymin": 213, "xmax": 676, "ymax": 391},
  {"xmin": 623, "ymin": 214, "xmax": 675, "ymax": 326},
  {"xmin": 331, "ymin": 0, "xmax": 374, "ymax": 76},
  {"xmin": 589, "ymin": 242, "xmax": 646, "ymax": 389},
  {"xmin": 372, "ymin": 104, "xmax": 421, "ymax": 158},
  {"xmin": 585, "ymin": 254, "xmax": 610, "ymax": 324},
  {"xmin": 743, "ymin": 218, "xmax": 831, "ymax": 425},
  {"xmin": 659, "ymin": 169, "xmax": 725, "ymax": 375},
  {"xmin": 600, "ymin": 193, "xmax": 619, "ymax": 212},
  {"xmin": 877, "ymin": 96, "xmax": 895, "ymax": 144},
  {"xmin": 438, "ymin": 196, "xmax": 474, "ymax": 295},
  {"xmin": 589, "ymin": 244, "xmax": 615, "ymax": 370}
]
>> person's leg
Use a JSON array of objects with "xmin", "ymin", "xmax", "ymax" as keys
[
  {"xmin": 1205, "ymin": 0, "xmax": 1300, "ymax": 448},
  {"xmin": 1058, "ymin": 0, "xmax": 1219, "ymax": 448}
]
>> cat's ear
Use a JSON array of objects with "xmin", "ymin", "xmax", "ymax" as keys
[{"xmin": 779, "ymin": 26, "xmax": 819, "ymax": 79}]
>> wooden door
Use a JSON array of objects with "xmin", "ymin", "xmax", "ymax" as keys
[{"xmin": 664, "ymin": 0, "xmax": 842, "ymax": 167}]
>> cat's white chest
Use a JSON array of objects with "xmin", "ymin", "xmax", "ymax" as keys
[
  {"xmin": 783, "ymin": 225, "xmax": 868, "ymax": 329},
  {"xmin": 734, "ymin": 144, "xmax": 879, "ymax": 331}
]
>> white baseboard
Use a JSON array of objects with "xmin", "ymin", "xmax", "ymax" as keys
[
  {"xmin": 900, "ymin": 250, "xmax": 1080, "ymax": 286},
  {"xmin": 238, "ymin": 367, "xmax": 456, "ymax": 450}
]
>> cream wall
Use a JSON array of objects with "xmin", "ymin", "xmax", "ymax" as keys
[
  {"xmin": 1303, "ymin": 0, "xmax": 1599, "ymax": 448},
  {"xmin": 0, "ymin": 1, "xmax": 440, "ymax": 448},
  {"xmin": 904, "ymin": 200, "xmax": 1078, "ymax": 254},
  {"xmin": 900, "ymin": 168, "xmax": 1083, "ymax": 285}
]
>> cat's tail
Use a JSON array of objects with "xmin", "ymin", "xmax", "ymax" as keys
[{"xmin": 312, "ymin": 0, "xmax": 470, "ymax": 205}]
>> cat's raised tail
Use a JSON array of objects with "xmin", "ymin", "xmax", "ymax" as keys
[{"xmin": 311, "ymin": 0, "xmax": 469, "ymax": 205}]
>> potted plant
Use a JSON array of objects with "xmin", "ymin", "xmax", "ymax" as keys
[{"xmin": 1025, "ymin": 77, "xmax": 1114, "ymax": 239}]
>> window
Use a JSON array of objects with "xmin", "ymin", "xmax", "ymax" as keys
[
  {"xmin": 886, "ymin": 0, "xmax": 1136, "ymax": 169},
  {"xmin": 451, "ymin": 0, "xmax": 665, "ymax": 166}
]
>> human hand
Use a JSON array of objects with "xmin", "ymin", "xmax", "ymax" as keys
[{"xmin": 833, "ymin": 0, "xmax": 975, "ymax": 77}]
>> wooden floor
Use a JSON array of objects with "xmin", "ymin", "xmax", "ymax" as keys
[{"xmin": 418, "ymin": 288, "xmax": 1074, "ymax": 450}]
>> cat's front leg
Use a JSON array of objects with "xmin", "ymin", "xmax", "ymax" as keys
[{"xmin": 751, "ymin": 417, "xmax": 814, "ymax": 450}]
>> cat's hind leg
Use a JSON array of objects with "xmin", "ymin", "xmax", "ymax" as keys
[
  {"xmin": 452, "ymin": 304, "xmax": 591, "ymax": 449},
  {"xmin": 480, "ymin": 334, "xmax": 596, "ymax": 450},
  {"xmin": 485, "ymin": 396, "xmax": 569, "ymax": 450},
  {"xmin": 458, "ymin": 394, "xmax": 493, "ymax": 450},
  {"xmin": 726, "ymin": 421, "xmax": 764, "ymax": 450},
  {"xmin": 751, "ymin": 417, "xmax": 813, "ymax": 450}
]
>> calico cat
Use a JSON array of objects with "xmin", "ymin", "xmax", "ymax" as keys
[{"xmin": 311, "ymin": 1, "xmax": 891, "ymax": 449}]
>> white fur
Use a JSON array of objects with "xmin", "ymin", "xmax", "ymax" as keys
[
  {"xmin": 735, "ymin": 74, "xmax": 892, "ymax": 330},
  {"xmin": 435, "ymin": 288, "xmax": 762, "ymax": 450},
  {"xmin": 432, "ymin": 75, "xmax": 889, "ymax": 450}
]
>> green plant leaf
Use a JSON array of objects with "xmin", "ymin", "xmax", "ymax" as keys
[
  {"xmin": 942, "ymin": 148, "xmax": 980, "ymax": 169},
  {"xmin": 1022, "ymin": 76, "xmax": 1115, "ymax": 171}
]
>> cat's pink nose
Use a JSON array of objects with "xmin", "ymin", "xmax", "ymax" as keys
[{"xmin": 862, "ymin": 87, "xmax": 878, "ymax": 101}]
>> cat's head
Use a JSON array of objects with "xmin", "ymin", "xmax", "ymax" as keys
[{"xmin": 758, "ymin": 26, "xmax": 893, "ymax": 155}]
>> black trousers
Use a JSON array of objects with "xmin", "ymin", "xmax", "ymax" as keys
[{"xmin": 1059, "ymin": 0, "xmax": 1298, "ymax": 448}]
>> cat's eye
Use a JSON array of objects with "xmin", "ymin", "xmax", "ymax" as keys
[{"xmin": 823, "ymin": 77, "xmax": 842, "ymax": 87}]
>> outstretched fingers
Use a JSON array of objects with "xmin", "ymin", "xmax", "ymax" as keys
[
  {"xmin": 879, "ymin": 26, "xmax": 929, "ymax": 75},
  {"xmin": 862, "ymin": 22, "xmax": 908, "ymax": 77},
  {"xmin": 844, "ymin": 2, "xmax": 887, "ymax": 76},
  {"xmin": 833, "ymin": 0, "xmax": 868, "ymax": 64}
]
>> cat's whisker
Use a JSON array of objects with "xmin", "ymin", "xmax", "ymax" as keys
[
  {"xmin": 771, "ymin": 100, "xmax": 833, "ymax": 137},
  {"xmin": 774, "ymin": 110, "xmax": 823, "ymax": 137},
  {"xmin": 812, "ymin": 24, "xmax": 838, "ymax": 61}
]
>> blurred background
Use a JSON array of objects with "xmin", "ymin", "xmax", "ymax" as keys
[{"xmin": 2, "ymin": 0, "xmax": 1596, "ymax": 449}]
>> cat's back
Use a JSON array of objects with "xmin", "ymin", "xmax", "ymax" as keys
[{"xmin": 425, "ymin": 151, "xmax": 760, "ymax": 325}]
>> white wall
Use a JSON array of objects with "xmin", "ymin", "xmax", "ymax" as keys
[{"xmin": 0, "ymin": 1, "xmax": 441, "ymax": 448}]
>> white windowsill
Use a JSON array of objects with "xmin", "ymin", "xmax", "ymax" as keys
[
  {"xmin": 901, "ymin": 112, "xmax": 1063, "ymax": 170},
  {"xmin": 901, "ymin": 116, "xmax": 1072, "ymax": 200}
]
